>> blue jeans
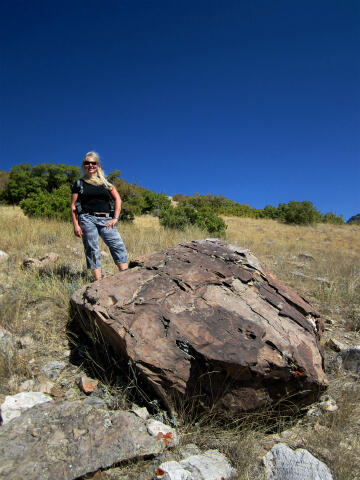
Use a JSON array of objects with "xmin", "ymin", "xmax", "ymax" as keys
[{"xmin": 79, "ymin": 214, "xmax": 128, "ymax": 269}]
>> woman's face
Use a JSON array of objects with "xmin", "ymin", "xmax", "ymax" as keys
[{"xmin": 83, "ymin": 158, "xmax": 99, "ymax": 174}]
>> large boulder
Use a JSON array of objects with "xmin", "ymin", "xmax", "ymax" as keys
[{"xmin": 71, "ymin": 239, "xmax": 328, "ymax": 414}]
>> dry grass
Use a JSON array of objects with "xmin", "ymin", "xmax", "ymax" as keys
[{"xmin": 1, "ymin": 207, "xmax": 360, "ymax": 479}]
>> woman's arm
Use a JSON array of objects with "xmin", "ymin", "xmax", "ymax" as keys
[
  {"xmin": 70, "ymin": 193, "xmax": 83, "ymax": 237},
  {"xmin": 106, "ymin": 186, "xmax": 122, "ymax": 229}
]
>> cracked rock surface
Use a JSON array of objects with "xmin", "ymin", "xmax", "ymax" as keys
[
  {"xmin": 71, "ymin": 239, "xmax": 328, "ymax": 414},
  {"xmin": 0, "ymin": 400, "xmax": 170, "ymax": 480}
]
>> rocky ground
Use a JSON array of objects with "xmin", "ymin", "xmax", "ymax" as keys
[{"xmin": 0, "ymin": 209, "xmax": 359, "ymax": 479}]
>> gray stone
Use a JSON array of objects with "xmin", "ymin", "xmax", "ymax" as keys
[
  {"xmin": 319, "ymin": 395, "xmax": 338, "ymax": 412},
  {"xmin": 0, "ymin": 400, "xmax": 173, "ymax": 480},
  {"xmin": 298, "ymin": 253, "xmax": 315, "ymax": 261},
  {"xmin": 41, "ymin": 360, "xmax": 66, "ymax": 379},
  {"xmin": 178, "ymin": 444, "xmax": 202, "ymax": 459},
  {"xmin": 157, "ymin": 449, "xmax": 236, "ymax": 480},
  {"xmin": 326, "ymin": 338, "xmax": 344, "ymax": 352},
  {"xmin": 131, "ymin": 404, "xmax": 150, "ymax": 420},
  {"xmin": 0, "ymin": 392, "xmax": 52, "ymax": 425},
  {"xmin": 0, "ymin": 327, "xmax": 14, "ymax": 354},
  {"xmin": 263, "ymin": 443, "xmax": 333, "ymax": 480},
  {"xmin": 0, "ymin": 250, "xmax": 8, "ymax": 262},
  {"xmin": 337, "ymin": 346, "xmax": 360, "ymax": 373}
]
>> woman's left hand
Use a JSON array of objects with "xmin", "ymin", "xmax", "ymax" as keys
[{"xmin": 106, "ymin": 218, "xmax": 118, "ymax": 229}]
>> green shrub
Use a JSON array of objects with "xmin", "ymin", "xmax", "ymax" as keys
[
  {"xmin": 20, "ymin": 184, "xmax": 71, "ymax": 221},
  {"xmin": 159, "ymin": 205, "xmax": 226, "ymax": 236},
  {"xmin": 159, "ymin": 206, "xmax": 192, "ymax": 230},
  {"xmin": 2, "ymin": 163, "xmax": 81, "ymax": 205},
  {"xmin": 281, "ymin": 201, "xmax": 322, "ymax": 225},
  {"xmin": 322, "ymin": 212, "xmax": 345, "ymax": 224}
]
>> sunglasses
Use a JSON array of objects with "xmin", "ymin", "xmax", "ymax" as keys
[{"xmin": 83, "ymin": 161, "xmax": 98, "ymax": 166}]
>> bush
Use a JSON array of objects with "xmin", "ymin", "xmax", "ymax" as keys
[
  {"xmin": 159, "ymin": 205, "xmax": 227, "ymax": 236},
  {"xmin": 20, "ymin": 184, "xmax": 71, "ymax": 221},
  {"xmin": 280, "ymin": 201, "xmax": 322, "ymax": 225},
  {"xmin": 2, "ymin": 163, "xmax": 81, "ymax": 205},
  {"xmin": 322, "ymin": 212, "xmax": 345, "ymax": 224}
]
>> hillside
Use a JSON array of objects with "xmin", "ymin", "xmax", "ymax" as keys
[{"xmin": 0, "ymin": 207, "xmax": 359, "ymax": 479}]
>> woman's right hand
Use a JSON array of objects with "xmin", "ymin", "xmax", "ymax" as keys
[{"xmin": 74, "ymin": 225, "xmax": 83, "ymax": 238}]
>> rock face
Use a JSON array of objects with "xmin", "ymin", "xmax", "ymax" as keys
[
  {"xmin": 71, "ymin": 239, "xmax": 328, "ymax": 414},
  {"xmin": 0, "ymin": 400, "xmax": 173, "ymax": 480}
]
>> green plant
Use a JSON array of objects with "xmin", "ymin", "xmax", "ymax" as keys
[
  {"xmin": 322, "ymin": 212, "xmax": 345, "ymax": 224},
  {"xmin": 159, "ymin": 205, "xmax": 226, "ymax": 236},
  {"xmin": 280, "ymin": 201, "xmax": 322, "ymax": 225},
  {"xmin": 2, "ymin": 163, "xmax": 81, "ymax": 205},
  {"xmin": 20, "ymin": 184, "xmax": 71, "ymax": 221}
]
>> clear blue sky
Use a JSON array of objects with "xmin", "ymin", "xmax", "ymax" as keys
[{"xmin": 1, "ymin": 0, "xmax": 359, "ymax": 220}]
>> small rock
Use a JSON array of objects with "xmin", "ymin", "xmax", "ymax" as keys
[
  {"xmin": 37, "ymin": 380, "xmax": 55, "ymax": 394},
  {"xmin": 319, "ymin": 395, "xmax": 338, "ymax": 412},
  {"xmin": 315, "ymin": 277, "xmax": 331, "ymax": 287},
  {"xmin": 0, "ymin": 327, "xmax": 14, "ymax": 353},
  {"xmin": 147, "ymin": 419, "xmax": 179, "ymax": 448},
  {"xmin": 337, "ymin": 346, "xmax": 360, "ymax": 374},
  {"xmin": 324, "ymin": 318, "xmax": 335, "ymax": 326},
  {"xmin": 131, "ymin": 404, "xmax": 150, "ymax": 421},
  {"xmin": 263, "ymin": 443, "xmax": 333, "ymax": 480},
  {"xmin": 16, "ymin": 335, "xmax": 34, "ymax": 349},
  {"xmin": 23, "ymin": 258, "xmax": 42, "ymax": 269},
  {"xmin": 18, "ymin": 379, "xmax": 36, "ymax": 392},
  {"xmin": 306, "ymin": 406, "xmax": 323, "ymax": 418},
  {"xmin": 326, "ymin": 338, "xmax": 345, "ymax": 352},
  {"xmin": 40, "ymin": 252, "xmax": 60, "ymax": 263},
  {"xmin": 0, "ymin": 250, "xmax": 8, "ymax": 262},
  {"xmin": 298, "ymin": 253, "xmax": 315, "ymax": 261},
  {"xmin": 83, "ymin": 396, "xmax": 107, "ymax": 408},
  {"xmin": 42, "ymin": 361, "xmax": 66, "ymax": 380},
  {"xmin": 0, "ymin": 392, "xmax": 52, "ymax": 425},
  {"xmin": 157, "ymin": 449, "xmax": 236, "ymax": 480},
  {"xmin": 78, "ymin": 376, "xmax": 99, "ymax": 394},
  {"xmin": 178, "ymin": 444, "xmax": 202, "ymax": 459}
]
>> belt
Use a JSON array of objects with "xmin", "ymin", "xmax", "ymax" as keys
[{"xmin": 87, "ymin": 212, "xmax": 111, "ymax": 217}]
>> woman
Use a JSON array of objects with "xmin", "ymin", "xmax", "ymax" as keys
[{"xmin": 70, "ymin": 152, "xmax": 128, "ymax": 280}]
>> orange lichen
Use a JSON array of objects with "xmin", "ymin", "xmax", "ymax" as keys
[
  {"xmin": 156, "ymin": 431, "xmax": 173, "ymax": 444},
  {"xmin": 292, "ymin": 370, "xmax": 304, "ymax": 376},
  {"xmin": 156, "ymin": 467, "xmax": 165, "ymax": 476}
]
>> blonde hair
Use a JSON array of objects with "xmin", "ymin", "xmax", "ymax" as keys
[{"xmin": 82, "ymin": 151, "xmax": 113, "ymax": 189}]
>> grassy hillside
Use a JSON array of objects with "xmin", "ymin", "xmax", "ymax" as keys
[{"xmin": 0, "ymin": 206, "xmax": 359, "ymax": 479}]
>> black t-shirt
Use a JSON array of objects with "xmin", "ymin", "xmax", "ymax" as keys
[{"xmin": 72, "ymin": 180, "xmax": 113, "ymax": 213}]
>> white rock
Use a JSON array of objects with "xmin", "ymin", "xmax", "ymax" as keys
[
  {"xmin": 146, "ymin": 419, "xmax": 178, "ymax": 447},
  {"xmin": 338, "ymin": 346, "xmax": 360, "ymax": 373},
  {"xmin": 157, "ymin": 450, "xmax": 236, "ymax": 480},
  {"xmin": 0, "ymin": 392, "xmax": 52, "ymax": 425},
  {"xmin": 42, "ymin": 360, "xmax": 66, "ymax": 379},
  {"xmin": 182, "ymin": 450, "xmax": 236, "ymax": 480},
  {"xmin": 263, "ymin": 443, "xmax": 333, "ymax": 480},
  {"xmin": 0, "ymin": 250, "xmax": 8, "ymax": 262},
  {"xmin": 157, "ymin": 461, "xmax": 191, "ymax": 479},
  {"xmin": 130, "ymin": 404, "xmax": 150, "ymax": 420},
  {"xmin": 319, "ymin": 395, "xmax": 338, "ymax": 413}
]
